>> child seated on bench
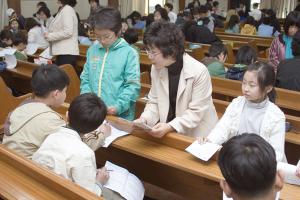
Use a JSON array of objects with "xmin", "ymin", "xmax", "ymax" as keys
[
  {"xmin": 3, "ymin": 64, "xmax": 69, "ymax": 158},
  {"xmin": 33, "ymin": 93, "xmax": 124, "ymax": 199},
  {"xmin": 204, "ymin": 62, "xmax": 286, "ymax": 162},
  {"xmin": 218, "ymin": 134, "xmax": 284, "ymax": 200}
]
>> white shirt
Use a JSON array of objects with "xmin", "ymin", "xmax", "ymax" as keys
[
  {"xmin": 28, "ymin": 26, "xmax": 49, "ymax": 48},
  {"xmin": 249, "ymin": 9, "xmax": 262, "ymax": 21},
  {"xmin": 168, "ymin": 11, "xmax": 177, "ymax": 23},
  {"xmin": 32, "ymin": 127, "xmax": 102, "ymax": 196}
]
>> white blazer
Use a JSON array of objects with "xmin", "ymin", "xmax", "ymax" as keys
[
  {"xmin": 207, "ymin": 96, "xmax": 286, "ymax": 162},
  {"xmin": 141, "ymin": 54, "xmax": 218, "ymax": 137},
  {"xmin": 47, "ymin": 5, "xmax": 79, "ymax": 56}
]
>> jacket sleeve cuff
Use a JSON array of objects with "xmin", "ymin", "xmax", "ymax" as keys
[{"xmin": 168, "ymin": 118, "xmax": 183, "ymax": 133}]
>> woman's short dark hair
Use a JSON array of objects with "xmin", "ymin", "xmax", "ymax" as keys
[
  {"xmin": 246, "ymin": 61, "xmax": 276, "ymax": 102},
  {"xmin": 68, "ymin": 93, "xmax": 107, "ymax": 134},
  {"xmin": 144, "ymin": 21, "xmax": 185, "ymax": 60},
  {"xmin": 95, "ymin": 8, "xmax": 122, "ymax": 34},
  {"xmin": 218, "ymin": 134, "xmax": 277, "ymax": 199},
  {"xmin": 235, "ymin": 45, "xmax": 257, "ymax": 65},
  {"xmin": 154, "ymin": 8, "xmax": 170, "ymax": 21},
  {"xmin": 59, "ymin": 0, "xmax": 77, "ymax": 7},
  {"xmin": 31, "ymin": 64, "xmax": 70, "ymax": 98},
  {"xmin": 227, "ymin": 14, "xmax": 239, "ymax": 29},
  {"xmin": 25, "ymin": 17, "xmax": 41, "ymax": 32},
  {"xmin": 124, "ymin": 28, "xmax": 138, "ymax": 45},
  {"xmin": 284, "ymin": 11, "xmax": 300, "ymax": 35},
  {"xmin": 209, "ymin": 42, "xmax": 228, "ymax": 58},
  {"xmin": 37, "ymin": 6, "xmax": 51, "ymax": 18}
]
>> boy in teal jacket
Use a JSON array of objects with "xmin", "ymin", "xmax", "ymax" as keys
[{"xmin": 80, "ymin": 8, "xmax": 140, "ymax": 120}]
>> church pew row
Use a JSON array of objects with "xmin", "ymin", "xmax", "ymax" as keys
[
  {"xmin": 137, "ymin": 84, "xmax": 300, "ymax": 164},
  {"xmin": 0, "ymin": 144, "xmax": 102, "ymax": 200}
]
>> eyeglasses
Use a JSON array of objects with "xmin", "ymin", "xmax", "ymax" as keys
[{"xmin": 145, "ymin": 49, "xmax": 161, "ymax": 58}]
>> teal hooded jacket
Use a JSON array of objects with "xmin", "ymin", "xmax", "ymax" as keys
[{"xmin": 80, "ymin": 38, "xmax": 140, "ymax": 120}]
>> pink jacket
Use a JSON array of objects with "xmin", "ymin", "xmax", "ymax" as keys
[{"xmin": 269, "ymin": 35, "xmax": 286, "ymax": 73}]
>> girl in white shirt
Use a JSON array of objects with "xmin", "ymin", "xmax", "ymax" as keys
[
  {"xmin": 205, "ymin": 62, "xmax": 286, "ymax": 162},
  {"xmin": 25, "ymin": 17, "xmax": 49, "ymax": 48}
]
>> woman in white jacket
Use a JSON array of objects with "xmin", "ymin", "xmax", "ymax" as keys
[
  {"xmin": 44, "ymin": 0, "xmax": 79, "ymax": 67},
  {"xmin": 206, "ymin": 62, "xmax": 286, "ymax": 162}
]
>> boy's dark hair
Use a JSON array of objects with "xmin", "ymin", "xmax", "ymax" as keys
[
  {"xmin": 246, "ymin": 61, "xmax": 276, "ymax": 102},
  {"xmin": 13, "ymin": 32, "xmax": 27, "ymax": 46},
  {"xmin": 124, "ymin": 28, "xmax": 138, "ymax": 45},
  {"xmin": 31, "ymin": 64, "xmax": 70, "ymax": 98},
  {"xmin": 154, "ymin": 8, "xmax": 170, "ymax": 21},
  {"xmin": 144, "ymin": 21, "xmax": 185, "ymax": 60},
  {"xmin": 25, "ymin": 17, "xmax": 41, "ymax": 32},
  {"xmin": 37, "ymin": 1, "xmax": 47, "ymax": 8},
  {"xmin": 0, "ymin": 29, "xmax": 13, "ymax": 41},
  {"xmin": 95, "ymin": 8, "xmax": 121, "ymax": 35},
  {"xmin": 37, "ymin": 6, "xmax": 51, "ymax": 18},
  {"xmin": 227, "ymin": 14, "xmax": 240, "ymax": 29},
  {"xmin": 235, "ymin": 45, "xmax": 257, "ymax": 65},
  {"xmin": 284, "ymin": 11, "xmax": 300, "ymax": 35},
  {"xmin": 164, "ymin": 3, "xmax": 173, "ymax": 11},
  {"xmin": 68, "ymin": 93, "xmax": 107, "ymax": 134},
  {"xmin": 59, "ymin": 0, "xmax": 77, "ymax": 7},
  {"xmin": 218, "ymin": 134, "xmax": 277, "ymax": 198},
  {"xmin": 199, "ymin": 5, "xmax": 208, "ymax": 14},
  {"xmin": 208, "ymin": 42, "xmax": 228, "ymax": 58},
  {"xmin": 213, "ymin": 1, "xmax": 219, "ymax": 7},
  {"xmin": 244, "ymin": 16, "xmax": 256, "ymax": 25},
  {"xmin": 253, "ymin": 3, "xmax": 259, "ymax": 9},
  {"xmin": 262, "ymin": 16, "xmax": 271, "ymax": 25}
]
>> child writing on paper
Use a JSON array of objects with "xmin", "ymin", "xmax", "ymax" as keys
[
  {"xmin": 203, "ymin": 62, "xmax": 286, "ymax": 162},
  {"xmin": 33, "ymin": 93, "xmax": 125, "ymax": 199},
  {"xmin": 218, "ymin": 134, "xmax": 284, "ymax": 200}
]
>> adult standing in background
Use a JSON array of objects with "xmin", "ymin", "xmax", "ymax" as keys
[
  {"xmin": 37, "ymin": 6, "xmax": 54, "ymax": 29},
  {"xmin": 44, "ymin": 0, "xmax": 79, "ymax": 68},
  {"xmin": 164, "ymin": 3, "xmax": 177, "ymax": 23},
  {"xmin": 87, "ymin": 0, "xmax": 103, "ymax": 29}
]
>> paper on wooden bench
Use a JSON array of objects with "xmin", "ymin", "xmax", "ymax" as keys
[
  {"xmin": 103, "ymin": 125, "xmax": 129, "ymax": 148},
  {"xmin": 5, "ymin": 54, "xmax": 17, "ymax": 69},
  {"xmin": 277, "ymin": 161, "xmax": 300, "ymax": 185},
  {"xmin": 104, "ymin": 161, "xmax": 145, "ymax": 200},
  {"xmin": 0, "ymin": 48, "xmax": 16, "ymax": 56},
  {"xmin": 223, "ymin": 192, "xmax": 280, "ymax": 200},
  {"xmin": 185, "ymin": 141, "xmax": 222, "ymax": 161}
]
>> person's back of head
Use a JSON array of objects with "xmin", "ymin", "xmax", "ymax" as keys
[
  {"xmin": 292, "ymin": 30, "xmax": 300, "ymax": 56},
  {"xmin": 155, "ymin": 4, "xmax": 162, "ymax": 11},
  {"xmin": 227, "ymin": 15, "xmax": 240, "ymax": 29},
  {"xmin": 31, "ymin": 64, "xmax": 70, "ymax": 106},
  {"xmin": 235, "ymin": 45, "xmax": 257, "ymax": 65},
  {"xmin": 37, "ymin": 1, "xmax": 47, "ymax": 8},
  {"xmin": 13, "ymin": 32, "xmax": 27, "ymax": 50},
  {"xmin": 68, "ymin": 93, "xmax": 107, "ymax": 134},
  {"xmin": 209, "ymin": 42, "xmax": 227, "ymax": 61},
  {"xmin": 25, "ymin": 17, "xmax": 41, "ymax": 32},
  {"xmin": 213, "ymin": 1, "xmax": 219, "ymax": 8},
  {"xmin": 218, "ymin": 133, "xmax": 283, "ymax": 200},
  {"xmin": 245, "ymin": 16, "xmax": 256, "ymax": 26},
  {"xmin": 253, "ymin": 3, "xmax": 259, "ymax": 9},
  {"xmin": 123, "ymin": 28, "xmax": 138, "ymax": 45},
  {"xmin": 0, "ymin": 29, "xmax": 14, "ymax": 47}
]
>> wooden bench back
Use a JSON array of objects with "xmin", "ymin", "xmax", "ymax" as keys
[
  {"xmin": 59, "ymin": 64, "xmax": 80, "ymax": 103},
  {"xmin": 0, "ymin": 145, "xmax": 102, "ymax": 200}
]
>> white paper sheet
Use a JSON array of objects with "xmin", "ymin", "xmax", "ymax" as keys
[
  {"xmin": 277, "ymin": 162, "xmax": 300, "ymax": 185},
  {"xmin": 103, "ymin": 125, "xmax": 129, "ymax": 148},
  {"xmin": 104, "ymin": 161, "xmax": 145, "ymax": 200},
  {"xmin": 39, "ymin": 47, "xmax": 52, "ymax": 59},
  {"xmin": 5, "ymin": 54, "xmax": 17, "ymax": 69},
  {"xmin": 26, "ymin": 43, "xmax": 39, "ymax": 55},
  {"xmin": 185, "ymin": 141, "xmax": 222, "ymax": 161}
]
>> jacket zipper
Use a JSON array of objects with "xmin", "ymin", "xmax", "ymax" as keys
[{"xmin": 98, "ymin": 48, "xmax": 109, "ymax": 97}]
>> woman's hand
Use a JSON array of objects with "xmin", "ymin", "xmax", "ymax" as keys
[
  {"xmin": 149, "ymin": 123, "xmax": 174, "ymax": 138},
  {"xmin": 107, "ymin": 107, "xmax": 117, "ymax": 115},
  {"xmin": 99, "ymin": 122, "xmax": 111, "ymax": 138}
]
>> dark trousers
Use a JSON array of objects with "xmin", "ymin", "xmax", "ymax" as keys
[{"xmin": 55, "ymin": 55, "xmax": 80, "ymax": 76}]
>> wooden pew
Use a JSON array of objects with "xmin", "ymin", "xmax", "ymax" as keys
[
  {"xmin": 94, "ymin": 116, "xmax": 300, "ymax": 200},
  {"xmin": 60, "ymin": 64, "xmax": 80, "ymax": 103},
  {"xmin": 0, "ymin": 145, "xmax": 102, "ymax": 200}
]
